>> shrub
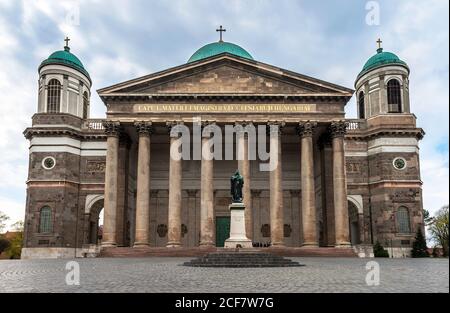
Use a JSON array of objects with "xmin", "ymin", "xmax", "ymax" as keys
[{"xmin": 373, "ymin": 241, "xmax": 389, "ymax": 258}]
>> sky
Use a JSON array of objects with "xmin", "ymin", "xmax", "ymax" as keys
[{"xmin": 0, "ymin": 0, "xmax": 448, "ymax": 230}]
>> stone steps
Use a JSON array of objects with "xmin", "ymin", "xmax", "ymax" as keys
[
  {"xmin": 99, "ymin": 247, "xmax": 357, "ymax": 258},
  {"xmin": 183, "ymin": 251, "xmax": 304, "ymax": 268}
]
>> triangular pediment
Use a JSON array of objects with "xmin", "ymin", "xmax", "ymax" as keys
[{"xmin": 98, "ymin": 54, "xmax": 353, "ymax": 97}]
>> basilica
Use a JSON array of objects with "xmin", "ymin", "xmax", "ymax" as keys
[{"xmin": 21, "ymin": 32, "xmax": 425, "ymax": 259}]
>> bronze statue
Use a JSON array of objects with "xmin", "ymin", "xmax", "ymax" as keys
[{"xmin": 230, "ymin": 170, "xmax": 244, "ymax": 203}]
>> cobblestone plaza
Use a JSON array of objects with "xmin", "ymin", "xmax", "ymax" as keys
[{"xmin": 1, "ymin": 258, "xmax": 448, "ymax": 293}]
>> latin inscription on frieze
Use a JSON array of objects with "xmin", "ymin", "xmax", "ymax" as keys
[{"xmin": 134, "ymin": 103, "xmax": 317, "ymax": 113}]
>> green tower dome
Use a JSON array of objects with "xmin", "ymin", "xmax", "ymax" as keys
[
  {"xmin": 358, "ymin": 47, "xmax": 408, "ymax": 79},
  {"xmin": 188, "ymin": 41, "xmax": 254, "ymax": 63},
  {"xmin": 39, "ymin": 46, "xmax": 91, "ymax": 82}
]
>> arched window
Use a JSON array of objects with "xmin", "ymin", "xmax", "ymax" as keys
[
  {"xmin": 387, "ymin": 79, "xmax": 402, "ymax": 113},
  {"xmin": 39, "ymin": 206, "xmax": 52, "ymax": 233},
  {"xmin": 396, "ymin": 206, "xmax": 411, "ymax": 233},
  {"xmin": 83, "ymin": 91, "xmax": 89, "ymax": 119},
  {"xmin": 47, "ymin": 79, "xmax": 61, "ymax": 113},
  {"xmin": 358, "ymin": 91, "xmax": 365, "ymax": 119}
]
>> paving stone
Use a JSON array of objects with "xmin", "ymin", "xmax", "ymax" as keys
[{"xmin": 0, "ymin": 257, "xmax": 448, "ymax": 293}]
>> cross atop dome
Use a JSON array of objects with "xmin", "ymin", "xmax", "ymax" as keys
[
  {"xmin": 64, "ymin": 36, "xmax": 71, "ymax": 51},
  {"xmin": 216, "ymin": 25, "xmax": 226, "ymax": 42},
  {"xmin": 376, "ymin": 38, "xmax": 383, "ymax": 53}
]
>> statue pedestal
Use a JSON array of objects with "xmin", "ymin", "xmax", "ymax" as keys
[{"xmin": 225, "ymin": 203, "xmax": 253, "ymax": 249}]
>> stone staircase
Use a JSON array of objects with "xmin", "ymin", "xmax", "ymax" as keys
[
  {"xmin": 183, "ymin": 251, "xmax": 304, "ymax": 268},
  {"xmin": 99, "ymin": 246, "xmax": 357, "ymax": 258}
]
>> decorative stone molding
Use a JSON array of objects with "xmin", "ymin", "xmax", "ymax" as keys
[
  {"xmin": 103, "ymin": 121, "xmax": 122, "ymax": 137},
  {"xmin": 42, "ymin": 156, "xmax": 56, "ymax": 170},
  {"xmin": 86, "ymin": 161, "xmax": 106, "ymax": 174},
  {"xmin": 134, "ymin": 121, "xmax": 153, "ymax": 136},
  {"xmin": 84, "ymin": 194, "xmax": 105, "ymax": 214},
  {"xmin": 347, "ymin": 195, "xmax": 364, "ymax": 214},
  {"xmin": 391, "ymin": 189, "xmax": 419, "ymax": 203},
  {"xmin": 329, "ymin": 121, "xmax": 347, "ymax": 138},
  {"xmin": 157, "ymin": 224, "xmax": 168, "ymax": 237},
  {"xmin": 296, "ymin": 121, "xmax": 317, "ymax": 138}
]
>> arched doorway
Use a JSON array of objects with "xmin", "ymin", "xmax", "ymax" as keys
[
  {"xmin": 348, "ymin": 201, "xmax": 360, "ymax": 245},
  {"xmin": 84, "ymin": 195, "xmax": 104, "ymax": 245}
]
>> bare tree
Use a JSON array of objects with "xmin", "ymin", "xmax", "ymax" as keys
[{"xmin": 429, "ymin": 205, "xmax": 449, "ymax": 257}]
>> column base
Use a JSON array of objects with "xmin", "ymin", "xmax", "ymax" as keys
[
  {"xmin": 199, "ymin": 242, "xmax": 215, "ymax": 248},
  {"xmin": 166, "ymin": 242, "xmax": 181, "ymax": 248},
  {"xmin": 101, "ymin": 242, "xmax": 117, "ymax": 248},
  {"xmin": 133, "ymin": 242, "xmax": 149, "ymax": 248},
  {"xmin": 335, "ymin": 242, "xmax": 352, "ymax": 248},
  {"xmin": 301, "ymin": 242, "xmax": 319, "ymax": 248},
  {"xmin": 270, "ymin": 242, "xmax": 285, "ymax": 248},
  {"xmin": 225, "ymin": 238, "xmax": 252, "ymax": 249}
]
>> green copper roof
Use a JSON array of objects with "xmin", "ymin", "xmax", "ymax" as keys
[
  {"xmin": 188, "ymin": 41, "xmax": 254, "ymax": 63},
  {"xmin": 358, "ymin": 48, "xmax": 408, "ymax": 78},
  {"xmin": 39, "ymin": 46, "xmax": 90, "ymax": 81}
]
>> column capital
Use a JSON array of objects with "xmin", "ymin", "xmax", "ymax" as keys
[
  {"xmin": 297, "ymin": 121, "xmax": 317, "ymax": 138},
  {"xmin": 134, "ymin": 121, "xmax": 153, "ymax": 136},
  {"xmin": 201, "ymin": 121, "xmax": 216, "ymax": 138},
  {"xmin": 103, "ymin": 121, "xmax": 122, "ymax": 137},
  {"xmin": 166, "ymin": 120, "xmax": 184, "ymax": 138},
  {"xmin": 329, "ymin": 121, "xmax": 348, "ymax": 138},
  {"xmin": 267, "ymin": 121, "xmax": 286, "ymax": 136},
  {"xmin": 186, "ymin": 189, "xmax": 198, "ymax": 197}
]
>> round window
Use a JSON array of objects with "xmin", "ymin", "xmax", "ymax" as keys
[
  {"xmin": 393, "ymin": 157, "xmax": 407, "ymax": 170},
  {"xmin": 42, "ymin": 157, "xmax": 56, "ymax": 170}
]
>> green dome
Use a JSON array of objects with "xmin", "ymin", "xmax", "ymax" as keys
[
  {"xmin": 358, "ymin": 48, "xmax": 408, "ymax": 78},
  {"xmin": 39, "ymin": 46, "xmax": 90, "ymax": 81},
  {"xmin": 188, "ymin": 41, "xmax": 254, "ymax": 63}
]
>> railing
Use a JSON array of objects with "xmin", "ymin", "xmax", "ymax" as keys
[
  {"xmin": 82, "ymin": 119, "xmax": 105, "ymax": 131},
  {"xmin": 346, "ymin": 119, "xmax": 367, "ymax": 131},
  {"xmin": 81, "ymin": 118, "xmax": 367, "ymax": 132}
]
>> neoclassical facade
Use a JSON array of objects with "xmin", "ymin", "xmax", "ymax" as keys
[{"xmin": 21, "ymin": 38, "xmax": 425, "ymax": 259}]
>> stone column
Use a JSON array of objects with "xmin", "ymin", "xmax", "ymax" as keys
[
  {"xmin": 116, "ymin": 134, "xmax": 130, "ymax": 246},
  {"xmin": 330, "ymin": 121, "xmax": 351, "ymax": 247},
  {"xmin": 268, "ymin": 122, "xmax": 285, "ymax": 247},
  {"xmin": 297, "ymin": 121, "xmax": 318, "ymax": 247},
  {"xmin": 167, "ymin": 122, "xmax": 183, "ymax": 247},
  {"xmin": 237, "ymin": 122, "xmax": 253, "ymax": 240},
  {"xmin": 319, "ymin": 134, "xmax": 335, "ymax": 246},
  {"xmin": 133, "ymin": 122, "xmax": 153, "ymax": 247},
  {"xmin": 102, "ymin": 121, "xmax": 121, "ymax": 247},
  {"xmin": 200, "ymin": 122, "xmax": 215, "ymax": 247}
]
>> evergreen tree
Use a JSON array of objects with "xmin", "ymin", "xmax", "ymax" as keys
[
  {"xmin": 411, "ymin": 229, "xmax": 429, "ymax": 258},
  {"xmin": 373, "ymin": 241, "xmax": 389, "ymax": 258}
]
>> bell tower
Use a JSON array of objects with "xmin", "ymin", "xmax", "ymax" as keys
[
  {"xmin": 22, "ymin": 38, "xmax": 94, "ymax": 259},
  {"xmin": 355, "ymin": 39, "xmax": 410, "ymax": 119},
  {"xmin": 352, "ymin": 39, "xmax": 425, "ymax": 257},
  {"xmin": 37, "ymin": 37, "xmax": 91, "ymax": 118}
]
